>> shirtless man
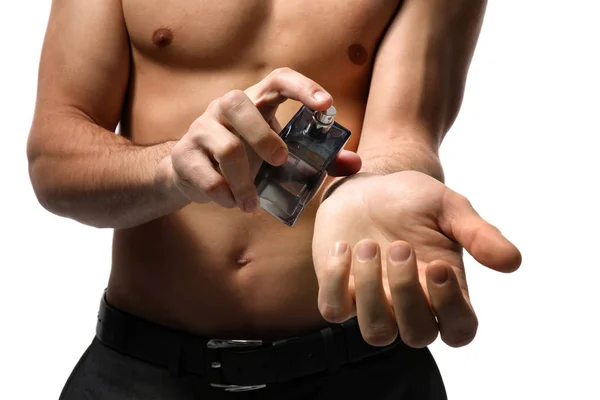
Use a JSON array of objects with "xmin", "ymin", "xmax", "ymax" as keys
[{"xmin": 27, "ymin": 0, "xmax": 521, "ymax": 398}]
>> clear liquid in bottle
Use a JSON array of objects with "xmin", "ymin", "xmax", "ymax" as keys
[{"xmin": 254, "ymin": 105, "xmax": 351, "ymax": 227}]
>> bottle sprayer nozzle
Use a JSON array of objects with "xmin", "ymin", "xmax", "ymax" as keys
[{"xmin": 315, "ymin": 106, "xmax": 336, "ymax": 126}]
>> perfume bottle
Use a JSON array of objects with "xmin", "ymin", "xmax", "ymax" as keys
[{"xmin": 254, "ymin": 105, "xmax": 351, "ymax": 227}]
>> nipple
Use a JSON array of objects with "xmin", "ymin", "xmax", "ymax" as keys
[
  {"xmin": 348, "ymin": 44, "xmax": 368, "ymax": 66},
  {"xmin": 152, "ymin": 28, "xmax": 173, "ymax": 48}
]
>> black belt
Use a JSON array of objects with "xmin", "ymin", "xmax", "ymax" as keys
[{"xmin": 96, "ymin": 293, "xmax": 405, "ymax": 391}]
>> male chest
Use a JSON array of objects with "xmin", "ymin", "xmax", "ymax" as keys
[{"xmin": 122, "ymin": 0, "xmax": 401, "ymax": 70}]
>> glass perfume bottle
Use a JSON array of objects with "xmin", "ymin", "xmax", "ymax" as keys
[{"xmin": 254, "ymin": 105, "xmax": 351, "ymax": 227}]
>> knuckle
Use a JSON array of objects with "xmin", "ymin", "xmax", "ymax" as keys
[
  {"xmin": 189, "ymin": 114, "xmax": 208, "ymax": 131},
  {"xmin": 187, "ymin": 125, "xmax": 211, "ymax": 147},
  {"xmin": 453, "ymin": 192, "xmax": 473, "ymax": 209},
  {"xmin": 270, "ymin": 67, "xmax": 291, "ymax": 77},
  {"xmin": 199, "ymin": 174, "xmax": 227, "ymax": 196},
  {"xmin": 318, "ymin": 301, "xmax": 347, "ymax": 324},
  {"xmin": 206, "ymin": 98, "xmax": 221, "ymax": 113},
  {"xmin": 215, "ymin": 138, "xmax": 244, "ymax": 161},
  {"xmin": 361, "ymin": 323, "xmax": 398, "ymax": 347},
  {"xmin": 218, "ymin": 90, "xmax": 247, "ymax": 113},
  {"xmin": 267, "ymin": 67, "xmax": 294, "ymax": 86}
]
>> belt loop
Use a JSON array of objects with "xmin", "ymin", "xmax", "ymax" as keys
[{"xmin": 168, "ymin": 340, "xmax": 182, "ymax": 378}]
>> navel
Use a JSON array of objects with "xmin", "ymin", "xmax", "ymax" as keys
[
  {"xmin": 234, "ymin": 250, "xmax": 255, "ymax": 268},
  {"xmin": 152, "ymin": 27, "xmax": 173, "ymax": 48},
  {"xmin": 348, "ymin": 43, "xmax": 368, "ymax": 66},
  {"xmin": 235, "ymin": 257, "xmax": 251, "ymax": 267}
]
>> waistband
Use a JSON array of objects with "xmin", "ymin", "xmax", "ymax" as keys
[{"xmin": 96, "ymin": 292, "xmax": 405, "ymax": 390}]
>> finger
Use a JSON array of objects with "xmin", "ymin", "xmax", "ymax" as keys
[
  {"xmin": 171, "ymin": 144, "xmax": 236, "ymax": 208},
  {"xmin": 426, "ymin": 260, "xmax": 478, "ymax": 348},
  {"xmin": 441, "ymin": 191, "xmax": 522, "ymax": 273},
  {"xmin": 326, "ymin": 150, "xmax": 362, "ymax": 177},
  {"xmin": 353, "ymin": 240, "xmax": 398, "ymax": 347},
  {"xmin": 246, "ymin": 67, "xmax": 333, "ymax": 112},
  {"xmin": 316, "ymin": 241, "xmax": 354, "ymax": 323},
  {"xmin": 197, "ymin": 120, "xmax": 258, "ymax": 213},
  {"xmin": 386, "ymin": 241, "xmax": 439, "ymax": 348},
  {"xmin": 215, "ymin": 90, "xmax": 289, "ymax": 167}
]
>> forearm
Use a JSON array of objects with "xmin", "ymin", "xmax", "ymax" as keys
[
  {"xmin": 27, "ymin": 113, "xmax": 188, "ymax": 229},
  {"xmin": 357, "ymin": 0, "xmax": 487, "ymax": 174},
  {"xmin": 323, "ymin": 1, "xmax": 487, "ymax": 199}
]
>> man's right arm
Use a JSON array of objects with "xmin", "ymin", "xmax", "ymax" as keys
[
  {"xmin": 28, "ymin": 1, "xmax": 360, "ymax": 230},
  {"xmin": 27, "ymin": 0, "xmax": 189, "ymax": 229}
]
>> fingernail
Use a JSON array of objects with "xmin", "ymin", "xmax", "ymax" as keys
[
  {"xmin": 389, "ymin": 243, "xmax": 411, "ymax": 263},
  {"xmin": 356, "ymin": 241, "xmax": 377, "ymax": 261},
  {"xmin": 272, "ymin": 147, "xmax": 288, "ymax": 165},
  {"xmin": 330, "ymin": 242, "xmax": 348, "ymax": 257},
  {"xmin": 243, "ymin": 198, "xmax": 258, "ymax": 213},
  {"xmin": 313, "ymin": 91, "xmax": 330, "ymax": 103},
  {"xmin": 428, "ymin": 265, "xmax": 449, "ymax": 285}
]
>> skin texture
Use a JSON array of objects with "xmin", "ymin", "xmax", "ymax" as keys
[{"xmin": 27, "ymin": 0, "xmax": 521, "ymax": 344}]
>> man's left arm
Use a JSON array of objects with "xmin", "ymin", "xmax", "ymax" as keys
[
  {"xmin": 331, "ymin": 0, "xmax": 487, "ymax": 190},
  {"xmin": 313, "ymin": 1, "xmax": 522, "ymax": 348}
]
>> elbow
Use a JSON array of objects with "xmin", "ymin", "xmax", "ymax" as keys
[
  {"xmin": 27, "ymin": 139, "xmax": 62, "ymax": 217},
  {"xmin": 26, "ymin": 121, "xmax": 121, "ymax": 229},
  {"xmin": 27, "ymin": 154, "xmax": 66, "ymax": 218},
  {"xmin": 26, "ymin": 130, "xmax": 80, "ymax": 224},
  {"xmin": 27, "ymin": 140, "xmax": 55, "ymax": 213},
  {"xmin": 27, "ymin": 158, "xmax": 131, "ymax": 230},
  {"xmin": 28, "ymin": 168, "xmax": 109, "ymax": 229},
  {"xmin": 27, "ymin": 145, "xmax": 79, "ymax": 224}
]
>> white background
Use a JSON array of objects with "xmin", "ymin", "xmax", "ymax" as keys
[{"xmin": 2, "ymin": 1, "xmax": 599, "ymax": 399}]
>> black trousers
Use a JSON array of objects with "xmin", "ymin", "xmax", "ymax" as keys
[{"xmin": 59, "ymin": 296, "xmax": 447, "ymax": 399}]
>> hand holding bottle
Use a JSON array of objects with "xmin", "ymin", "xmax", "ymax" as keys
[{"xmin": 159, "ymin": 68, "xmax": 361, "ymax": 213}]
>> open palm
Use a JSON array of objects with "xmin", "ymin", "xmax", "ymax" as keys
[{"xmin": 313, "ymin": 171, "xmax": 521, "ymax": 348}]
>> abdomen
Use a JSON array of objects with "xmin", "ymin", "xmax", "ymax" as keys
[{"xmin": 108, "ymin": 199, "xmax": 330, "ymax": 338}]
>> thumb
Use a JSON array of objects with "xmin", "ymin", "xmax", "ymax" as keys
[
  {"xmin": 326, "ymin": 150, "xmax": 362, "ymax": 177},
  {"xmin": 440, "ymin": 190, "xmax": 522, "ymax": 273}
]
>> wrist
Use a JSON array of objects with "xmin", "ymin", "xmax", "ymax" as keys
[
  {"xmin": 359, "ymin": 141, "xmax": 444, "ymax": 182},
  {"xmin": 155, "ymin": 155, "xmax": 191, "ymax": 211},
  {"xmin": 319, "ymin": 172, "xmax": 377, "ymax": 203},
  {"xmin": 320, "ymin": 144, "xmax": 444, "ymax": 204}
]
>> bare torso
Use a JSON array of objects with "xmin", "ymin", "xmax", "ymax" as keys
[{"xmin": 107, "ymin": 0, "xmax": 401, "ymax": 339}]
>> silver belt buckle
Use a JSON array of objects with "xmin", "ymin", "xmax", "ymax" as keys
[{"xmin": 206, "ymin": 339, "xmax": 267, "ymax": 392}]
